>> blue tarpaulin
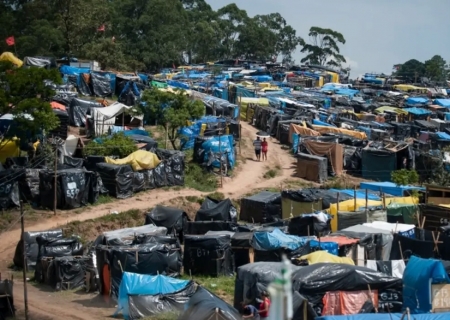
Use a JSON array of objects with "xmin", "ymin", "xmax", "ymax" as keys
[
  {"xmin": 434, "ymin": 99, "xmax": 450, "ymax": 108},
  {"xmin": 292, "ymin": 133, "xmax": 299, "ymax": 154},
  {"xmin": 252, "ymin": 228, "xmax": 338, "ymax": 255},
  {"xmin": 202, "ymin": 134, "xmax": 235, "ymax": 169},
  {"xmin": 403, "ymin": 107, "xmax": 431, "ymax": 115},
  {"xmin": 360, "ymin": 181, "xmax": 424, "ymax": 196},
  {"xmin": 167, "ymin": 80, "xmax": 190, "ymax": 89},
  {"xmin": 405, "ymin": 97, "xmax": 428, "ymax": 105},
  {"xmin": 329, "ymin": 189, "xmax": 381, "ymax": 200},
  {"xmin": 179, "ymin": 116, "xmax": 225, "ymax": 150},
  {"xmin": 403, "ymin": 256, "xmax": 450, "ymax": 314},
  {"xmin": 316, "ymin": 313, "xmax": 450, "ymax": 320},
  {"xmin": 312, "ymin": 119, "xmax": 336, "ymax": 127},
  {"xmin": 436, "ymin": 132, "xmax": 450, "ymax": 140},
  {"xmin": 116, "ymin": 272, "xmax": 191, "ymax": 319}
]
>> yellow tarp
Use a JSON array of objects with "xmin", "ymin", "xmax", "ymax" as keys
[
  {"xmin": 312, "ymin": 125, "xmax": 367, "ymax": 140},
  {"xmin": 0, "ymin": 52, "xmax": 23, "ymax": 67},
  {"xmin": 299, "ymin": 251, "xmax": 354, "ymax": 265},
  {"xmin": 0, "ymin": 138, "xmax": 20, "ymax": 164},
  {"xmin": 393, "ymin": 84, "xmax": 427, "ymax": 93},
  {"xmin": 105, "ymin": 150, "xmax": 161, "ymax": 171},
  {"xmin": 375, "ymin": 106, "xmax": 408, "ymax": 115},
  {"xmin": 238, "ymin": 97, "xmax": 270, "ymax": 121},
  {"xmin": 327, "ymin": 197, "xmax": 418, "ymax": 232}
]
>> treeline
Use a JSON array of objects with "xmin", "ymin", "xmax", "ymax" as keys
[
  {"xmin": 0, "ymin": 0, "xmax": 347, "ymax": 72},
  {"xmin": 0, "ymin": 0, "xmax": 299, "ymax": 70},
  {"xmin": 394, "ymin": 55, "xmax": 449, "ymax": 84}
]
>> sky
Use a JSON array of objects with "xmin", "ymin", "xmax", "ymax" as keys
[{"xmin": 207, "ymin": 0, "xmax": 450, "ymax": 78}]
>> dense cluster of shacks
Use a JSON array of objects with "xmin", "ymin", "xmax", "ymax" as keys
[{"xmin": 2, "ymin": 55, "xmax": 450, "ymax": 319}]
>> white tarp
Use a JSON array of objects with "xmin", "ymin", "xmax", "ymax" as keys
[{"xmin": 90, "ymin": 102, "xmax": 143, "ymax": 135}]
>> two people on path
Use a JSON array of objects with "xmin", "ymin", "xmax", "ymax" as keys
[
  {"xmin": 253, "ymin": 136, "xmax": 268, "ymax": 161},
  {"xmin": 242, "ymin": 291, "xmax": 271, "ymax": 319}
]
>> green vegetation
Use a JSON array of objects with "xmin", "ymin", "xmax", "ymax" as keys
[
  {"xmin": 0, "ymin": 61, "xmax": 60, "ymax": 144},
  {"xmin": 141, "ymin": 89, "xmax": 204, "ymax": 150},
  {"xmin": 391, "ymin": 169, "xmax": 419, "ymax": 186},
  {"xmin": 394, "ymin": 55, "xmax": 449, "ymax": 83},
  {"xmin": 263, "ymin": 169, "xmax": 278, "ymax": 179},
  {"xmin": 84, "ymin": 132, "xmax": 137, "ymax": 158},
  {"xmin": 181, "ymin": 274, "xmax": 235, "ymax": 303}
]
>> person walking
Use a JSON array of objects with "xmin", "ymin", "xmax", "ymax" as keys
[
  {"xmin": 261, "ymin": 138, "xmax": 268, "ymax": 161},
  {"xmin": 253, "ymin": 136, "xmax": 262, "ymax": 161},
  {"xmin": 258, "ymin": 291, "xmax": 271, "ymax": 319}
]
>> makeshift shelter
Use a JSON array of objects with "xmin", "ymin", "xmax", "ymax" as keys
[
  {"xmin": 105, "ymin": 150, "xmax": 161, "ymax": 171},
  {"xmin": 145, "ymin": 205, "xmax": 189, "ymax": 242},
  {"xmin": 239, "ymin": 191, "xmax": 281, "ymax": 223},
  {"xmin": 360, "ymin": 181, "xmax": 423, "ymax": 197},
  {"xmin": 90, "ymin": 102, "xmax": 144, "ymax": 135},
  {"xmin": 68, "ymin": 98, "xmax": 103, "ymax": 127},
  {"xmin": 183, "ymin": 234, "xmax": 234, "ymax": 277},
  {"xmin": 96, "ymin": 163, "xmax": 134, "ymax": 199},
  {"xmin": 299, "ymin": 140, "xmax": 344, "ymax": 176},
  {"xmin": 281, "ymin": 190, "xmax": 323, "ymax": 219},
  {"xmin": 94, "ymin": 225, "xmax": 168, "ymax": 246},
  {"xmin": 195, "ymin": 197, "xmax": 237, "ymax": 222},
  {"xmin": 13, "ymin": 229, "xmax": 63, "ymax": 271},
  {"xmin": 178, "ymin": 287, "xmax": 241, "ymax": 320},
  {"xmin": 0, "ymin": 279, "xmax": 14, "ymax": 318},
  {"xmin": 45, "ymin": 256, "xmax": 91, "ymax": 291},
  {"xmin": 96, "ymin": 242, "xmax": 182, "ymax": 299},
  {"xmin": 296, "ymin": 152, "xmax": 328, "ymax": 183},
  {"xmin": 115, "ymin": 272, "xmax": 196, "ymax": 320}
]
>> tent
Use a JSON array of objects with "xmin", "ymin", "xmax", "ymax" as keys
[
  {"xmin": 90, "ymin": 102, "xmax": 144, "ymax": 135},
  {"xmin": 145, "ymin": 205, "xmax": 189, "ymax": 242},
  {"xmin": 115, "ymin": 272, "xmax": 196, "ymax": 320},
  {"xmin": 178, "ymin": 287, "xmax": 241, "ymax": 320}
]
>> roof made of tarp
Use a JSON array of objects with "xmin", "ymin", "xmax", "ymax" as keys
[
  {"xmin": 405, "ymin": 97, "xmax": 429, "ymax": 105},
  {"xmin": 360, "ymin": 181, "xmax": 424, "ymax": 196},
  {"xmin": 403, "ymin": 107, "xmax": 431, "ymax": 115},
  {"xmin": 316, "ymin": 312, "xmax": 450, "ymax": 320},
  {"xmin": 434, "ymin": 99, "xmax": 450, "ymax": 108}
]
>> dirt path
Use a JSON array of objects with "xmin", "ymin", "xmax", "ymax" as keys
[{"xmin": 1, "ymin": 121, "xmax": 297, "ymax": 319}]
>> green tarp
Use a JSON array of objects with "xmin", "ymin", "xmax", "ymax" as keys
[
  {"xmin": 386, "ymin": 202, "xmax": 416, "ymax": 224},
  {"xmin": 151, "ymin": 80, "xmax": 168, "ymax": 88}
]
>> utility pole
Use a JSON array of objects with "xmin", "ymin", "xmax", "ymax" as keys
[{"xmin": 20, "ymin": 201, "xmax": 29, "ymax": 320}]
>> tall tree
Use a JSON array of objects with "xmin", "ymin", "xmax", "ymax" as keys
[
  {"xmin": 424, "ymin": 55, "xmax": 447, "ymax": 83},
  {"xmin": 0, "ymin": 61, "xmax": 60, "ymax": 140},
  {"xmin": 300, "ymin": 27, "xmax": 346, "ymax": 67},
  {"xmin": 395, "ymin": 59, "xmax": 425, "ymax": 81},
  {"xmin": 217, "ymin": 4, "xmax": 248, "ymax": 59},
  {"xmin": 140, "ymin": 88, "xmax": 204, "ymax": 149}
]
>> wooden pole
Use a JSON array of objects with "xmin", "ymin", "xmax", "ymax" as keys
[
  {"xmin": 53, "ymin": 146, "xmax": 58, "ymax": 215},
  {"xmin": 20, "ymin": 201, "xmax": 30, "ymax": 320},
  {"xmin": 239, "ymin": 124, "xmax": 242, "ymax": 156},
  {"xmin": 353, "ymin": 186, "xmax": 357, "ymax": 211},
  {"xmin": 219, "ymin": 128, "xmax": 223, "ymax": 188},
  {"xmin": 336, "ymin": 192, "xmax": 340, "ymax": 212}
]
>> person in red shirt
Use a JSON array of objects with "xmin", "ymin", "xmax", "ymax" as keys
[
  {"xmin": 261, "ymin": 138, "xmax": 268, "ymax": 161},
  {"xmin": 258, "ymin": 291, "xmax": 271, "ymax": 319}
]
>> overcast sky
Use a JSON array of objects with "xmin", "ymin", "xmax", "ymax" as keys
[{"xmin": 208, "ymin": 0, "xmax": 450, "ymax": 77}]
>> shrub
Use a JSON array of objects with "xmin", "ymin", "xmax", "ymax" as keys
[{"xmin": 84, "ymin": 132, "xmax": 137, "ymax": 158}]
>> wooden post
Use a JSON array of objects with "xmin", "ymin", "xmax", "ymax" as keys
[
  {"xmin": 219, "ymin": 128, "xmax": 223, "ymax": 188},
  {"xmin": 53, "ymin": 146, "xmax": 58, "ymax": 215},
  {"xmin": 365, "ymin": 189, "xmax": 369, "ymax": 221},
  {"xmin": 336, "ymin": 192, "xmax": 340, "ymax": 212},
  {"xmin": 353, "ymin": 186, "xmax": 357, "ymax": 211},
  {"xmin": 20, "ymin": 201, "xmax": 30, "ymax": 320},
  {"xmin": 239, "ymin": 124, "xmax": 242, "ymax": 156}
]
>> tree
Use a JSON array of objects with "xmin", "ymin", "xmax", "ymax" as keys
[
  {"xmin": 300, "ymin": 27, "xmax": 346, "ymax": 67},
  {"xmin": 394, "ymin": 59, "xmax": 425, "ymax": 81},
  {"xmin": 0, "ymin": 61, "xmax": 60, "ymax": 140},
  {"xmin": 424, "ymin": 55, "xmax": 447, "ymax": 83},
  {"xmin": 141, "ymin": 88, "xmax": 204, "ymax": 149},
  {"xmin": 391, "ymin": 169, "xmax": 419, "ymax": 186},
  {"xmin": 217, "ymin": 4, "xmax": 249, "ymax": 59},
  {"xmin": 84, "ymin": 132, "xmax": 137, "ymax": 158}
]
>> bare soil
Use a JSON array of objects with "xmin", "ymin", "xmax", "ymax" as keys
[{"xmin": 0, "ymin": 122, "xmax": 299, "ymax": 319}]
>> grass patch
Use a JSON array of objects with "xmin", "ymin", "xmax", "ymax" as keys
[
  {"xmin": 0, "ymin": 205, "xmax": 40, "ymax": 232},
  {"xmin": 263, "ymin": 169, "xmax": 279, "ymax": 179},
  {"xmin": 185, "ymin": 195, "xmax": 201, "ymax": 203},
  {"xmin": 182, "ymin": 275, "xmax": 235, "ymax": 304},
  {"xmin": 62, "ymin": 209, "xmax": 145, "ymax": 243},
  {"xmin": 207, "ymin": 192, "xmax": 225, "ymax": 201}
]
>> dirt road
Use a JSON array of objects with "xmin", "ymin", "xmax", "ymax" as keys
[{"xmin": 1, "ymin": 122, "xmax": 297, "ymax": 319}]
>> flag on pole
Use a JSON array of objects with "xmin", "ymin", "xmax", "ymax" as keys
[
  {"xmin": 5, "ymin": 36, "xmax": 15, "ymax": 46},
  {"xmin": 97, "ymin": 25, "xmax": 105, "ymax": 32}
]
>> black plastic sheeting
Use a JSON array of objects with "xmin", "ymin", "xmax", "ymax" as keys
[
  {"xmin": 96, "ymin": 163, "xmax": 133, "ymax": 199},
  {"xmin": 64, "ymin": 156, "xmax": 84, "ymax": 169},
  {"xmin": 234, "ymin": 262, "xmax": 303, "ymax": 311},
  {"xmin": 94, "ymin": 225, "xmax": 168, "ymax": 247},
  {"xmin": 68, "ymin": 98, "xmax": 103, "ymax": 127},
  {"xmin": 13, "ymin": 229, "xmax": 63, "ymax": 271},
  {"xmin": 186, "ymin": 221, "xmax": 238, "ymax": 235},
  {"xmin": 179, "ymin": 286, "xmax": 241, "ymax": 320},
  {"xmin": 183, "ymin": 234, "xmax": 234, "ymax": 277},
  {"xmin": 96, "ymin": 243, "xmax": 182, "ymax": 299},
  {"xmin": 0, "ymin": 280, "xmax": 14, "ymax": 318},
  {"xmin": 46, "ymin": 256, "xmax": 90, "ymax": 291},
  {"xmin": 0, "ymin": 169, "xmax": 20, "ymax": 209},
  {"xmin": 50, "ymin": 109, "xmax": 69, "ymax": 140},
  {"xmin": 291, "ymin": 263, "xmax": 402, "ymax": 316},
  {"xmin": 282, "ymin": 188, "xmax": 352, "ymax": 210},
  {"xmin": 145, "ymin": 205, "xmax": 189, "ymax": 241},
  {"xmin": 34, "ymin": 236, "xmax": 84, "ymax": 283},
  {"xmin": 240, "ymin": 191, "xmax": 282, "ymax": 223},
  {"xmin": 195, "ymin": 197, "xmax": 237, "ymax": 222},
  {"xmin": 39, "ymin": 169, "xmax": 98, "ymax": 209},
  {"xmin": 128, "ymin": 281, "xmax": 197, "ymax": 319},
  {"xmin": 288, "ymin": 215, "xmax": 331, "ymax": 237},
  {"xmin": 90, "ymin": 73, "xmax": 112, "ymax": 97}
]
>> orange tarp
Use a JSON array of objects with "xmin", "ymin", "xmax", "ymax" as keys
[
  {"xmin": 323, "ymin": 290, "xmax": 378, "ymax": 315},
  {"xmin": 312, "ymin": 125, "xmax": 367, "ymax": 140},
  {"xmin": 50, "ymin": 101, "xmax": 66, "ymax": 111},
  {"xmin": 289, "ymin": 123, "xmax": 320, "ymax": 143},
  {"xmin": 319, "ymin": 236, "xmax": 359, "ymax": 247},
  {"xmin": 301, "ymin": 140, "xmax": 344, "ymax": 176}
]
